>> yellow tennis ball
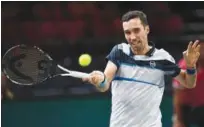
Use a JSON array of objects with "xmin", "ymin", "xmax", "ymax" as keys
[{"xmin": 79, "ymin": 54, "xmax": 92, "ymax": 67}]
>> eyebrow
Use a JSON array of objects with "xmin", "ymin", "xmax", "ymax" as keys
[
  {"xmin": 124, "ymin": 30, "xmax": 130, "ymax": 32},
  {"xmin": 124, "ymin": 27, "xmax": 140, "ymax": 32}
]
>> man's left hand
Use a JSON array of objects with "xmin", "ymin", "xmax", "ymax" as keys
[{"xmin": 183, "ymin": 40, "xmax": 200, "ymax": 68}]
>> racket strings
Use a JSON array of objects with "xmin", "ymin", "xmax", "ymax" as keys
[{"xmin": 18, "ymin": 49, "xmax": 43, "ymax": 81}]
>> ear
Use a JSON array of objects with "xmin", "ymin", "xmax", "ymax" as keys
[{"xmin": 145, "ymin": 25, "xmax": 150, "ymax": 34}]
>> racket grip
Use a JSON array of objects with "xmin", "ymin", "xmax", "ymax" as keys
[
  {"xmin": 61, "ymin": 71, "xmax": 90, "ymax": 78},
  {"xmin": 70, "ymin": 71, "xmax": 90, "ymax": 78},
  {"xmin": 57, "ymin": 65, "xmax": 89, "ymax": 78}
]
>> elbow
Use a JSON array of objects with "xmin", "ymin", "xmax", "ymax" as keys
[
  {"xmin": 97, "ymin": 85, "xmax": 109, "ymax": 92},
  {"xmin": 100, "ymin": 89, "xmax": 108, "ymax": 92},
  {"xmin": 99, "ymin": 87, "xmax": 109, "ymax": 92},
  {"xmin": 190, "ymin": 83, "xmax": 196, "ymax": 88},
  {"xmin": 98, "ymin": 88, "xmax": 108, "ymax": 93},
  {"xmin": 185, "ymin": 83, "xmax": 196, "ymax": 89}
]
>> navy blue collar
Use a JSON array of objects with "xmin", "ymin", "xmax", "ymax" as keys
[{"xmin": 129, "ymin": 41, "xmax": 155, "ymax": 57}]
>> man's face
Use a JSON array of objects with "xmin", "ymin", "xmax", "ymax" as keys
[{"xmin": 122, "ymin": 18, "xmax": 149, "ymax": 51}]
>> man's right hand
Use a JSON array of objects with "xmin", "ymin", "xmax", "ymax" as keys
[
  {"xmin": 82, "ymin": 71, "xmax": 105, "ymax": 87},
  {"xmin": 82, "ymin": 61, "xmax": 117, "ymax": 92}
]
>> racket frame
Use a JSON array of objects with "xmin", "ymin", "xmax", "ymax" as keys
[{"xmin": 2, "ymin": 44, "xmax": 90, "ymax": 86}]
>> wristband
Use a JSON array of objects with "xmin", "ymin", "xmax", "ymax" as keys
[
  {"xmin": 99, "ymin": 73, "xmax": 106, "ymax": 88},
  {"xmin": 186, "ymin": 68, "xmax": 196, "ymax": 75}
]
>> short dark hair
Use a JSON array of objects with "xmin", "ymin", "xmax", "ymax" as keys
[{"xmin": 121, "ymin": 10, "xmax": 148, "ymax": 26}]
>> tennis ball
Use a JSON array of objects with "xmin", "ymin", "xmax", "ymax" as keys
[{"xmin": 78, "ymin": 54, "xmax": 92, "ymax": 67}]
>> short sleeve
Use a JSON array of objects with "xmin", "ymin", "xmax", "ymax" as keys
[
  {"xmin": 106, "ymin": 45, "xmax": 120, "ymax": 68},
  {"xmin": 163, "ymin": 54, "xmax": 181, "ymax": 77}
]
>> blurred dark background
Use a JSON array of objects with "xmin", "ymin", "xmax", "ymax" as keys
[{"xmin": 1, "ymin": 1, "xmax": 204, "ymax": 127}]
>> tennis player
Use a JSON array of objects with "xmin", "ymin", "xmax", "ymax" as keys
[{"xmin": 83, "ymin": 10, "xmax": 200, "ymax": 127}]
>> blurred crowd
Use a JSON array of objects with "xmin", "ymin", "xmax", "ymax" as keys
[{"xmin": 2, "ymin": 2, "xmax": 183, "ymax": 45}]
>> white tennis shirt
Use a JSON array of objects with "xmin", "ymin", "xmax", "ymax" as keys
[{"xmin": 106, "ymin": 42, "xmax": 180, "ymax": 127}]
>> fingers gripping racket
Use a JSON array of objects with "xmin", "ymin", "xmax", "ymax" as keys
[{"xmin": 2, "ymin": 45, "xmax": 90, "ymax": 85}]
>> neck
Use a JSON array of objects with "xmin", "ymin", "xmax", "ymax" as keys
[{"xmin": 131, "ymin": 43, "xmax": 150, "ymax": 55}]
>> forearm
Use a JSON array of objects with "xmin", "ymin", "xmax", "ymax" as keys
[
  {"xmin": 95, "ymin": 61, "xmax": 117, "ymax": 92},
  {"xmin": 173, "ymin": 89, "xmax": 184, "ymax": 121},
  {"xmin": 185, "ymin": 72, "xmax": 197, "ymax": 88}
]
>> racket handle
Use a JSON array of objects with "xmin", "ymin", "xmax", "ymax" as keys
[
  {"xmin": 61, "ymin": 71, "xmax": 90, "ymax": 78},
  {"xmin": 58, "ymin": 64, "xmax": 90, "ymax": 78},
  {"xmin": 71, "ymin": 71, "xmax": 90, "ymax": 78}
]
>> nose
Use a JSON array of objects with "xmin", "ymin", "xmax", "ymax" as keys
[{"xmin": 130, "ymin": 33, "xmax": 137, "ymax": 41}]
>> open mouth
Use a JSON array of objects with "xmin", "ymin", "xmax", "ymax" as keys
[{"xmin": 132, "ymin": 42, "xmax": 141, "ymax": 46}]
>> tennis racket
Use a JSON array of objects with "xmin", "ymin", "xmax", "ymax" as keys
[{"xmin": 2, "ymin": 44, "xmax": 90, "ymax": 86}]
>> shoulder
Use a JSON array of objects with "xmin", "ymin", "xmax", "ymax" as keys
[
  {"xmin": 109, "ymin": 43, "xmax": 130, "ymax": 55},
  {"xmin": 117, "ymin": 43, "xmax": 131, "ymax": 55},
  {"xmin": 154, "ymin": 48, "xmax": 175, "ymax": 63}
]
